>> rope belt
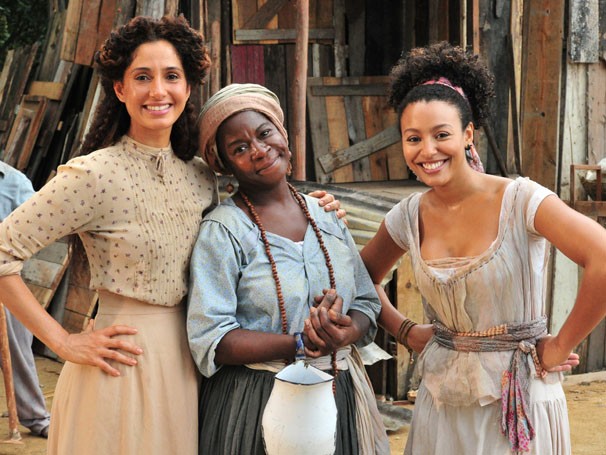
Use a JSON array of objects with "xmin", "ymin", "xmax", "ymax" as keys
[{"xmin": 433, "ymin": 317, "xmax": 548, "ymax": 453}]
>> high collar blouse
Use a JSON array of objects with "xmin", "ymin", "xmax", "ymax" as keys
[{"xmin": 0, "ymin": 136, "xmax": 218, "ymax": 306}]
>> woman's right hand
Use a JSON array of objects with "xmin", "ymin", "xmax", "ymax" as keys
[{"xmin": 59, "ymin": 320, "xmax": 143, "ymax": 376}]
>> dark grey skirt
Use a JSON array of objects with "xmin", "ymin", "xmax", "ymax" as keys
[{"xmin": 198, "ymin": 365, "xmax": 359, "ymax": 455}]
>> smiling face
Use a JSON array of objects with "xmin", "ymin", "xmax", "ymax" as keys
[
  {"xmin": 216, "ymin": 110, "xmax": 291, "ymax": 191},
  {"xmin": 400, "ymin": 100, "xmax": 474, "ymax": 187},
  {"xmin": 113, "ymin": 39, "xmax": 191, "ymax": 147}
]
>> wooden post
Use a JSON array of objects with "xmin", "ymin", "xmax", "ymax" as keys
[
  {"xmin": 520, "ymin": 1, "xmax": 565, "ymax": 190},
  {"xmin": 0, "ymin": 304, "xmax": 22, "ymax": 443},
  {"xmin": 292, "ymin": 0, "xmax": 309, "ymax": 181}
]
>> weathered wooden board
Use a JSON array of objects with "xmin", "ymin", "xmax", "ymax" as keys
[
  {"xmin": 0, "ymin": 44, "xmax": 40, "ymax": 150},
  {"xmin": 520, "ymin": 1, "xmax": 565, "ymax": 191},
  {"xmin": 2, "ymin": 96, "xmax": 49, "ymax": 171},
  {"xmin": 27, "ymin": 82, "xmax": 65, "ymax": 101},
  {"xmin": 22, "ymin": 238, "xmax": 71, "ymax": 310},
  {"xmin": 74, "ymin": 0, "xmax": 102, "ymax": 66},
  {"xmin": 569, "ymin": 0, "xmax": 600, "ymax": 63},
  {"xmin": 587, "ymin": 63, "xmax": 606, "ymax": 164},
  {"xmin": 307, "ymin": 76, "xmax": 408, "ymax": 183},
  {"xmin": 60, "ymin": 0, "xmax": 83, "ymax": 62}
]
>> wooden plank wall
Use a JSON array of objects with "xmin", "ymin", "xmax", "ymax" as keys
[{"xmin": 307, "ymin": 76, "xmax": 407, "ymax": 184}]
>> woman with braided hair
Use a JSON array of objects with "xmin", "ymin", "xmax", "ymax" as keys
[
  {"xmin": 188, "ymin": 83, "xmax": 388, "ymax": 454},
  {"xmin": 360, "ymin": 41, "xmax": 606, "ymax": 454}
]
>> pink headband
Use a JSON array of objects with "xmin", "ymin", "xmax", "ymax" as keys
[{"xmin": 422, "ymin": 77, "xmax": 467, "ymax": 101}]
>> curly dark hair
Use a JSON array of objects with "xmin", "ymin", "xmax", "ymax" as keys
[
  {"xmin": 80, "ymin": 15, "xmax": 211, "ymax": 160},
  {"xmin": 388, "ymin": 41, "xmax": 495, "ymax": 130}
]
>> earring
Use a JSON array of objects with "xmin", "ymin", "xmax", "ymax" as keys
[
  {"xmin": 225, "ymin": 179, "xmax": 236, "ymax": 194},
  {"xmin": 287, "ymin": 150, "xmax": 293, "ymax": 177},
  {"xmin": 465, "ymin": 143, "xmax": 473, "ymax": 161}
]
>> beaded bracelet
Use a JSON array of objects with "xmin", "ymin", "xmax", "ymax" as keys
[
  {"xmin": 294, "ymin": 332, "xmax": 305, "ymax": 360},
  {"xmin": 396, "ymin": 318, "xmax": 418, "ymax": 354}
]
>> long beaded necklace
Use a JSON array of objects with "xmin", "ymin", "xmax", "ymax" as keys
[{"xmin": 238, "ymin": 182, "xmax": 339, "ymax": 386}]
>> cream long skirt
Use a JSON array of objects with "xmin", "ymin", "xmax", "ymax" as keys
[{"xmin": 46, "ymin": 292, "xmax": 199, "ymax": 455}]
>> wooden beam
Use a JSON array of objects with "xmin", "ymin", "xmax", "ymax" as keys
[
  {"xmin": 27, "ymin": 81, "xmax": 64, "ymax": 101},
  {"xmin": 310, "ymin": 83, "xmax": 389, "ymax": 97},
  {"xmin": 234, "ymin": 28, "xmax": 334, "ymax": 42},
  {"xmin": 520, "ymin": 1, "xmax": 565, "ymax": 190},
  {"xmin": 291, "ymin": 0, "xmax": 309, "ymax": 181},
  {"xmin": 243, "ymin": 0, "xmax": 288, "ymax": 30},
  {"xmin": 318, "ymin": 125, "xmax": 401, "ymax": 173}
]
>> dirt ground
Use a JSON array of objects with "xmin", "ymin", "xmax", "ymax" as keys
[{"xmin": 0, "ymin": 358, "xmax": 604, "ymax": 454}]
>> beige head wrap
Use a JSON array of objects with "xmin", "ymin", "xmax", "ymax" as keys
[{"xmin": 199, "ymin": 83, "xmax": 288, "ymax": 173}]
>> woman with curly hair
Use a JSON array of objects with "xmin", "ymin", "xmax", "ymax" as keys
[
  {"xmin": 0, "ymin": 15, "xmax": 215, "ymax": 454},
  {"xmin": 359, "ymin": 42, "xmax": 606, "ymax": 454}
]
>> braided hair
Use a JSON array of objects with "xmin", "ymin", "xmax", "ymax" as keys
[
  {"xmin": 80, "ymin": 15, "xmax": 211, "ymax": 160},
  {"xmin": 388, "ymin": 41, "xmax": 495, "ymax": 130}
]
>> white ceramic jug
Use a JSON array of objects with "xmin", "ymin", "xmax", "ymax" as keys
[{"xmin": 262, "ymin": 361, "xmax": 337, "ymax": 455}]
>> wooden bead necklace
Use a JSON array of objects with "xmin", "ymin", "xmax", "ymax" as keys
[{"xmin": 239, "ymin": 182, "xmax": 339, "ymax": 386}]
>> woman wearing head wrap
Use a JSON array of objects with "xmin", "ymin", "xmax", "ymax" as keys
[
  {"xmin": 188, "ymin": 83, "xmax": 389, "ymax": 454},
  {"xmin": 360, "ymin": 42, "xmax": 605, "ymax": 454}
]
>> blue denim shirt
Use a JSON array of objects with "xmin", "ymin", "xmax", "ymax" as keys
[
  {"xmin": 187, "ymin": 194, "xmax": 381, "ymax": 377},
  {"xmin": 0, "ymin": 161, "xmax": 34, "ymax": 220}
]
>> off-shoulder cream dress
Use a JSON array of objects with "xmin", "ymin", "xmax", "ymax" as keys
[{"xmin": 384, "ymin": 177, "xmax": 571, "ymax": 454}]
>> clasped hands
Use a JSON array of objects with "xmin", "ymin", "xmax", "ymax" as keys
[{"xmin": 302, "ymin": 289, "xmax": 362, "ymax": 358}]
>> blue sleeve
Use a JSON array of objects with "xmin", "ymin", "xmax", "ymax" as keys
[
  {"xmin": 13, "ymin": 173, "xmax": 35, "ymax": 209},
  {"xmin": 186, "ymin": 218, "xmax": 243, "ymax": 378}
]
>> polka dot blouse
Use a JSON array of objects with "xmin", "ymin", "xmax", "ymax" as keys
[{"xmin": 0, "ymin": 135, "xmax": 218, "ymax": 306}]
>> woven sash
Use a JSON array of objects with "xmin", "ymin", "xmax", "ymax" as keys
[{"xmin": 433, "ymin": 317, "xmax": 548, "ymax": 453}]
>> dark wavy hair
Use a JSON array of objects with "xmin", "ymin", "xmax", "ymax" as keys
[
  {"xmin": 80, "ymin": 15, "xmax": 211, "ymax": 160},
  {"xmin": 388, "ymin": 41, "xmax": 495, "ymax": 130}
]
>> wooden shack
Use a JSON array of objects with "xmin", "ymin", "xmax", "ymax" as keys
[{"xmin": 0, "ymin": 0, "xmax": 604, "ymax": 401}]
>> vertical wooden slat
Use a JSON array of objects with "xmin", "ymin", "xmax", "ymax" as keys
[
  {"xmin": 569, "ymin": 0, "xmax": 600, "ymax": 63},
  {"xmin": 307, "ymin": 77, "xmax": 332, "ymax": 183},
  {"xmin": 333, "ymin": 0, "xmax": 346, "ymax": 77},
  {"xmin": 61, "ymin": 0, "xmax": 83, "ymax": 62},
  {"xmin": 587, "ymin": 63, "xmax": 606, "ymax": 164},
  {"xmin": 362, "ymin": 89, "xmax": 389, "ymax": 181},
  {"xmin": 520, "ymin": 1, "xmax": 565, "ymax": 190},
  {"xmin": 345, "ymin": 0, "xmax": 365, "ymax": 76},
  {"xmin": 325, "ymin": 78, "xmax": 354, "ymax": 182},
  {"xmin": 207, "ymin": 0, "xmax": 223, "ymax": 97},
  {"xmin": 343, "ymin": 78, "xmax": 370, "ymax": 181},
  {"xmin": 291, "ymin": 0, "xmax": 309, "ymax": 180},
  {"xmin": 472, "ymin": 0, "xmax": 480, "ymax": 53},
  {"xmin": 96, "ymin": 0, "xmax": 118, "ymax": 54},
  {"xmin": 74, "ymin": 0, "xmax": 101, "ymax": 66}
]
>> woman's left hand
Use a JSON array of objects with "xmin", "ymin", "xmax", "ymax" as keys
[
  {"xmin": 536, "ymin": 335, "xmax": 580, "ymax": 372},
  {"xmin": 308, "ymin": 190, "xmax": 347, "ymax": 220}
]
